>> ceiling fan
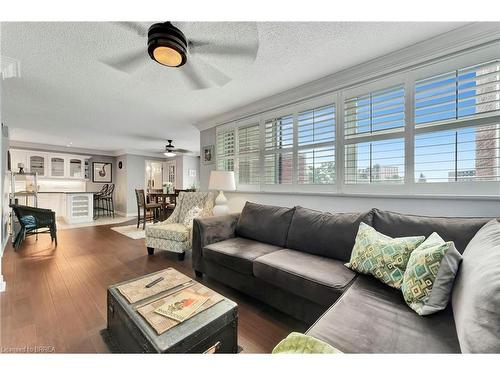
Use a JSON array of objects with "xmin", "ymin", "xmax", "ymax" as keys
[
  {"xmin": 102, "ymin": 21, "xmax": 259, "ymax": 90},
  {"xmin": 163, "ymin": 139, "xmax": 189, "ymax": 157}
]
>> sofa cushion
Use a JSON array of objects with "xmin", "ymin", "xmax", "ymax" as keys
[
  {"xmin": 286, "ymin": 206, "xmax": 374, "ymax": 262},
  {"xmin": 253, "ymin": 249, "xmax": 357, "ymax": 306},
  {"xmin": 235, "ymin": 202, "xmax": 295, "ymax": 247},
  {"xmin": 452, "ymin": 219, "xmax": 500, "ymax": 353},
  {"xmin": 306, "ymin": 274, "xmax": 461, "ymax": 353},
  {"xmin": 372, "ymin": 209, "xmax": 494, "ymax": 253},
  {"xmin": 203, "ymin": 237, "xmax": 283, "ymax": 275},
  {"xmin": 145, "ymin": 223, "xmax": 189, "ymax": 242}
]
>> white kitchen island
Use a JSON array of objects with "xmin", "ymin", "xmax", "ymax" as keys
[
  {"xmin": 38, "ymin": 192, "xmax": 94, "ymax": 224},
  {"xmin": 64, "ymin": 192, "xmax": 94, "ymax": 224}
]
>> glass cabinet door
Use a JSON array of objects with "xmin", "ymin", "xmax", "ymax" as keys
[
  {"xmin": 51, "ymin": 157, "xmax": 65, "ymax": 177},
  {"xmin": 29, "ymin": 155, "xmax": 45, "ymax": 176},
  {"xmin": 69, "ymin": 159, "xmax": 82, "ymax": 178}
]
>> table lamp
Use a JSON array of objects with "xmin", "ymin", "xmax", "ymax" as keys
[{"xmin": 208, "ymin": 170, "xmax": 236, "ymax": 216}]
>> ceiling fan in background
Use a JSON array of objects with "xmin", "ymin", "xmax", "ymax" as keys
[
  {"xmin": 163, "ymin": 139, "xmax": 189, "ymax": 157},
  {"xmin": 102, "ymin": 21, "xmax": 259, "ymax": 90}
]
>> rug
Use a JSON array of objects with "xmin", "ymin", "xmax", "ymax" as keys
[{"xmin": 111, "ymin": 224, "xmax": 152, "ymax": 239}]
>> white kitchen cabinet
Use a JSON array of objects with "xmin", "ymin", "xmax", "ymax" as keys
[
  {"xmin": 10, "ymin": 149, "xmax": 90, "ymax": 179},
  {"xmin": 69, "ymin": 158, "xmax": 84, "ymax": 178},
  {"xmin": 27, "ymin": 153, "xmax": 48, "ymax": 177},
  {"xmin": 49, "ymin": 156, "xmax": 66, "ymax": 177}
]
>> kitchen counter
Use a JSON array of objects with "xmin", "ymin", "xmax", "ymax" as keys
[{"xmin": 37, "ymin": 192, "xmax": 94, "ymax": 224}]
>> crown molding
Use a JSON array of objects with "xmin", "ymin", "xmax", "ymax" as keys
[
  {"xmin": 8, "ymin": 142, "xmax": 200, "ymax": 159},
  {"xmin": 196, "ymin": 22, "xmax": 500, "ymax": 131},
  {"xmin": 9, "ymin": 140, "xmax": 116, "ymax": 157}
]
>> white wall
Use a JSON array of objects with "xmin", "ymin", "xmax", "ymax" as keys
[
  {"xmin": 181, "ymin": 155, "xmax": 200, "ymax": 190},
  {"xmin": 117, "ymin": 154, "xmax": 166, "ymax": 216},
  {"xmin": 1, "ymin": 124, "xmax": 9, "ymax": 291},
  {"xmin": 114, "ymin": 154, "xmax": 128, "ymax": 214},
  {"xmin": 200, "ymin": 128, "xmax": 216, "ymax": 191},
  {"xmin": 86, "ymin": 154, "xmax": 117, "ymax": 192}
]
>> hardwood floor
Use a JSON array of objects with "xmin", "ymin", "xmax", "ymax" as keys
[{"xmin": 0, "ymin": 222, "xmax": 306, "ymax": 353}]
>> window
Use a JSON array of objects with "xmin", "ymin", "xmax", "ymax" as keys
[
  {"xmin": 216, "ymin": 129, "xmax": 235, "ymax": 171},
  {"xmin": 264, "ymin": 115, "xmax": 293, "ymax": 184},
  {"xmin": 345, "ymin": 85, "xmax": 405, "ymax": 137},
  {"xmin": 344, "ymin": 85, "xmax": 405, "ymax": 184},
  {"xmin": 415, "ymin": 60, "xmax": 500, "ymax": 184},
  {"xmin": 213, "ymin": 47, "xmax": 499, "ymax": 197},
  {"xmin": 415, "ymin": 123, "xmax": 500, "ymax": 183},
  {"xmin": 345, "ymin": 139, "xmax": 405, "ymax": 184},
  {"xmin": 237, "ymin": 124, "xmax": 260, "ymax": 185},
  {"xmin": 415, "ymin": 60, "xmax": 500, "ymax": 126},
  {"xmin": 297, "ymin": 104, "xmax": 336, "ymax": 184}
]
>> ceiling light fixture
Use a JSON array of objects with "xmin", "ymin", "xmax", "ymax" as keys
[
  {"xmin": 148, "ymin": 22, "xmax": 188, "ymax": 68},
  {"xmin": 164, "ymin": 150, "xmax": 176, "ymax": 158}
]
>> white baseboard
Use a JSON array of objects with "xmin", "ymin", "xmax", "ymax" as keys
[
  {"xmin": 1, "ymin": 237, "xmax": 8, "ymax": 292},
  {"xmin": 114, "ymin": 210, "xmax": 137, "ymax": 218}
]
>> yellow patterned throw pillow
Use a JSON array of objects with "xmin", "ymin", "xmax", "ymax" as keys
[
  {"xmin": 401, "ymin": 232, "xmax": 462, "ymax": 315},
  {"xmin": 345, "ymin": 222, "xmax": 425, "ymax": 289}
]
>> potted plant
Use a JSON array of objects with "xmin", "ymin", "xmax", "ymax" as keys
[{"xmin": 162, "ymin": 181, "xmax": 174, "ymax": 194}]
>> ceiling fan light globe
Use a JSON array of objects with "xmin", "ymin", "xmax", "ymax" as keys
[
  {"xmin": 164, "ymin": 151, "xmax": 176, "ymax": 157},
  {"xmin": 153, "ymin": 46, "xmax": 183, "ymax": 67}
]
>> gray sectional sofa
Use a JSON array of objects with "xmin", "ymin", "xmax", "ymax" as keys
[{"xmin": 192, "ymin": 202, "xmax": 499, "ymax": 353}]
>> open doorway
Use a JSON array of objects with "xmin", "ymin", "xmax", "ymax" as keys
[{"xmin": 145, "ymin": 160, "xmax": 163, "ymax": 190}]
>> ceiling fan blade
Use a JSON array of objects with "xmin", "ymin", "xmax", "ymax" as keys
[
  {"xmin": 102, "ymin": 47, "xmax": 146, "ymax": 74},
  {"xmin": 179, "ymin": 61, "xmax": 210, "ymax": 90},
  {"xmin": 113, "ymin": 22, "xmax": 148, "ymax": 37},
  {"xmin": 189, "ymin": 39, "xmax": 258, "ymax": 60},
  {"xmin": 189, "ymin": 54, "xmax": 231, "ymax": 87},
  {"xmin": 173, "ymin": 148, "xmax": 190, "ymax": 153}
]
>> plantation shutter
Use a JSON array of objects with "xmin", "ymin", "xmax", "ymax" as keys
[{"xmin": 238, "ymin": 124, "xmax": 260, "ymax": 185}]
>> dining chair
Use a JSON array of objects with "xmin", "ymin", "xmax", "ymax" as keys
[{"xmin": 135, "ymin": 189, "xmax": 161, "ymax": 230}]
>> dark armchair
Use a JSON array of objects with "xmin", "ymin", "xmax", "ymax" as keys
[{"xmin": 10, "ymin": 204, "xmax": 57, "ymax": 249}]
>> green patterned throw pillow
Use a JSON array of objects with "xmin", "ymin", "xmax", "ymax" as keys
[
  {"xmin": 402, "ymin": 232, "xmax": 462, "ymax": 315},
  {"xmin": 272, "ymin": 332, "xmax": 342, "ymax": 354},
  {"xmin": 345, "ymin": 222, "xmax": 425, "ymax": 289}
]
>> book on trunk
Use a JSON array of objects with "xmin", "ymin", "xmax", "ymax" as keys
[{"xmin": 154, "ymin": 290, "xmax": 209, "ymax": 322}]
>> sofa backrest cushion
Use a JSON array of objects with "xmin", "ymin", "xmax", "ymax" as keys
[
  {"xmin": 452, "ymin": 219, "xmax": 500, "ymax": 353},
  {"xmin": 235, "ymin": 202, "xmax": 295, "ymax": 247},
  {"xmin": 372, "ymin": 209, "xmax": 494, "ymax": 253},
  {"xmin": 285, "ymin": 206, "xmax": 374, "ymax": 262}
]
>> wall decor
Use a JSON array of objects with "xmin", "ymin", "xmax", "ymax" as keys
[
  {"xmin": 188, "ymin": 169, "xmax": 197, "ymax": 177},
  {"xmin": 118, "ymin": 161, "xmax": 123, "ymax": 169},
  {"xmin": 202, "ymin": 145, "xmax": 215, "ymax": 165},
  {"xmin": 93, "ymin": 162, "xmax": 112, "ymax": 183}
]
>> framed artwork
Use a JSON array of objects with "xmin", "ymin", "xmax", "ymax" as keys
[
  {"xmin": 202, "ymin": 145, "xmax": 215, "ymax": 165},
  {"xmin": 93, "ymin": 162, "xmax": 112, "ymax": 183}
]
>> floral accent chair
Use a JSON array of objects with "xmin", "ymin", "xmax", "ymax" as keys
[{"xmin": 145, "ymin": 191, "xmax": 215, "ymax": 260}]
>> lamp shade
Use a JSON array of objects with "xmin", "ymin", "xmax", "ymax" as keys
[{"xmin": 208, "ymin": 171, "xmax": 236, "ymax": 191}]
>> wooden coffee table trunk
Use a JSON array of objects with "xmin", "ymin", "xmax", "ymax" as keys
[{"xmin": 106, "ymin": 269, "xmax": 238, "ymax": 353}]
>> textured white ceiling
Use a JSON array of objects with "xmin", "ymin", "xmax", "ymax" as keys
[{"xmin": 1, "ymin": 22, "xmax": 468, "ymax": 155}]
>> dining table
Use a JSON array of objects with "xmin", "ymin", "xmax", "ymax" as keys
[{"xmin": 147, "ymin": 192, "xmax": 177, "ymax": 221}]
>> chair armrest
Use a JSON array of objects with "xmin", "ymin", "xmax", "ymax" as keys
[{"xmin": 192, "ymin": 214, "xmax": 239, "ymax": 272}]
